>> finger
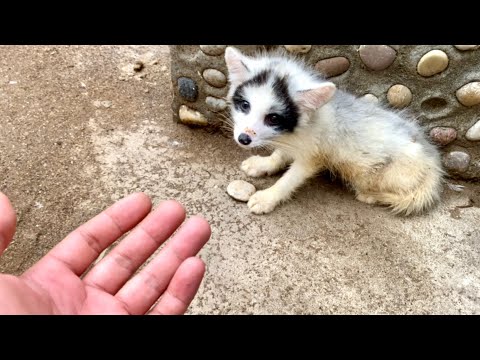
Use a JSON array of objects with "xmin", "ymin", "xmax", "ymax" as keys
[
  {"xmin": 25, "ymin": 193, "xmax": 152, "ymax": 276},
  {"xmin": 0, "ymin": 192, "xmax": 17, "ymax": 255},
  {"xmin": 83, "ymin": 200, "xmax": 186, "ymax": 294},
  {"xmin": 115, "ymin": 216, "xmax": 211, "ymax": 315},
  {"xmin": 149, "ymin": 257, "xmax": 205, "ymax": 315}
]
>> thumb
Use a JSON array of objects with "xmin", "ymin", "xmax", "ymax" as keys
[{"xmin": 0, "ymin": 192, "xmax": 17, "ymax": 255}]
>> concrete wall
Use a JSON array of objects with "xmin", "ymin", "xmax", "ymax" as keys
[{"xmin": 170, "ymin": 45, "xmax": 480, "ymax": 180}]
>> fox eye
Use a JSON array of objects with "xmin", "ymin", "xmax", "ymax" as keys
[
  {"xmin": 265, "ymin": 113, "xmax": 281, "ymax": 126},
  {"xmin": 240, "ymin": 101, "xmax": 250, "ymax": 112}
]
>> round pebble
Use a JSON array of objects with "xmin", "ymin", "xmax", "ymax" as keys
[
  {"xmin": 179, "ymin": 105, "xmax": 208, "ymax": 126},
  {"xmin": 315, "ymin": 57, "xmax": 350, "ymax": 78},
  {"xmin": 465, "ymin": 119, "xmax": 480, "ymax": 141},
  {"xmin": 454, "ymin": 45, "xmax": 478, "ymax": 51},
  {"xmin": 387, "ymin": 84, "xmax": 412, "ymax": 108},
  {"xmin": 227, "ymin": 180, "xmax": 256, "ymax": 202},
  {"xmin": 429, "ymin": 127, "xmax": 457, "ymax": 146},
  {"xmin": 177, "ymin": 77, "xmax": 198, "ymax": 102},
  {"xmin": 362, "ymin": 94, "xmax": 379, "ymax": 103},
  {"xmin": 456, "ymin": 82, "xmax": 480, "ymax": 107},
  {"xmin": 283, "ymin": 45, "xmax": 312, "ymax": 54},
  {"xmin": 443, "ymin": 151, "xmax": 471, "ymax": 173},
  {"xmin": 203, "ymin": 69, "xmax": 227, "ymax": 88},
  {"xmin": 200, "ymin": 45, "xmax": 227, "ymax": 56},
  {"xmin": 358, "ymin": 45, "xmax": 396, "ymax": 71},
  {"xmin": 417, "ymin": 50, "xmax": 449, "ymax": 77},
  {"xmin": 206, "ymin": 96, "xmax": 227, "ymax": 111}
]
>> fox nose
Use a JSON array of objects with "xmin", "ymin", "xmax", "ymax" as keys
[{"xmin": 238, "ymin": 133, "xmax": 252, "ymax": 145}]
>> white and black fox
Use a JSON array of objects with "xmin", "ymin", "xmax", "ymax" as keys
[{"xmin": 224, "ymin": 46, "xmax": 444, "ymax": 215}]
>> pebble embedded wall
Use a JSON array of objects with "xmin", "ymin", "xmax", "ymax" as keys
[{"xmin": 169, "ymin": 45, "xmax": 480, "ymax": 180}]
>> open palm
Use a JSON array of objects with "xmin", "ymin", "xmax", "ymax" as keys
[{"xmin": 0, "ymin": 192, "xmax": 211, "ymax": 315}]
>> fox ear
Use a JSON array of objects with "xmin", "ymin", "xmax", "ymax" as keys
[
  {"xmin": 296, "ymin": 82, "xmax": 337, "ymax": 111},
  {"xmin": 225, "ymin": 47, "xmax": 250, "ymax": 86}
]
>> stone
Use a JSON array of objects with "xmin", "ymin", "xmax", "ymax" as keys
[
  {"xmin": 358, "ymin": 45, "xmax": 396, "ymax": 71},
  {"xmin": 454, "ymin": 45, "xmax": 478, "ymax": 51},
  {"xmin": 443, "ymin": 151, "xmax": 471, "ymax": 173},
  {"xmin": 227, "ymin": 180, "xmax": 256, "ymax": 202},
  {"xmin": 456, "ymin": 82, "xmax": 480, "ymax": 107},
  {"xmin": 314, "ymin": 57, "xmax": 350, "ymax": 78},
  {"xmin": 429, "ymin": 127, "xmax": 457, "ymax": 146},
  {"xmin": 93, "ymin": 100, "xmax": 112, "ymax": 108},
  {"xmin": 178, "ymin": 105, "xmax": 208, "ymax": 126},
  {"xmin": 417, "ymin": 50, "xmax": 449, "ymax": 77},
  {"xmin": 177, "ymin": 77, "xmax": 198, "ymax": 102},
  {"xmin": 206, "ymin": 96, "xmax": 227, "ymax": 111},
  {"xmin": 362, "ymin": 94, "xmax": 379, "ymax": 103},
  {"xmin": 133, "ymin": 60, "xmax": 144, "ymax": 72},
  {"xmin": 200, "ymin": 45, "xmax": 227, "ymax": 56},
  {"xmin": 202, "ymin": 69, "xmax": 227, "ymax": 88},
  {"xmin": 284, "ymin": 45, "xmax": 312, "ymax": 54},
  {"xmin": 387, "ymin": 84, "xmax": 412, "ymax": 108},
  {"xmin": 465, "ymin": 119, "xmax": 480, "ymax": 141}
]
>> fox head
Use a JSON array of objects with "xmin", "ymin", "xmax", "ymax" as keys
[{"xmin": 224, "ymin": 46, "xmax": 337, "ymax": 149}]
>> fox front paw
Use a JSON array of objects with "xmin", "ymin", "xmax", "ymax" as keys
[
  {"xmin": 247, "ymin": 189, "xmax": 279, "ymax": 214},
  {"xmin": 241, "ymin": 156, "xmax": 279, "ymax": 178}
]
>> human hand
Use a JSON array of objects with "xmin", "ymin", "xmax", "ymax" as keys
[{"xmin": 0, "ymin": 192, "xmax": 211, "ymax": 315}]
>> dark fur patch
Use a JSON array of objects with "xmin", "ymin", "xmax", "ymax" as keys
[
  {"xmin": 232, "ymin": 89, "xmax": 249, "ymax": 113},
  {"xmin": 271, "ymin": 76, "xmax": 299, "ymax": 132},
  {"xmin": 232, "ymin": 69, "xmax": 272, "ymax": 113},
  {"xmin": 241, "ymin": 69, "xmax": 271, "ymax": 89}
]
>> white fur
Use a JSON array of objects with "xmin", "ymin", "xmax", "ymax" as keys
[
  {"xmin": 233, "ymin": 85, "xmax": 279, "ymax": 148},
  {"xmin": 225, "ymin": 47, "xmax": 444, "ymax": 216}
]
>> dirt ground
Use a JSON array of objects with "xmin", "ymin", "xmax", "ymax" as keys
[{"xmin": 0, "ymin": 45, "xmax": 479, "ymax": 314}]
